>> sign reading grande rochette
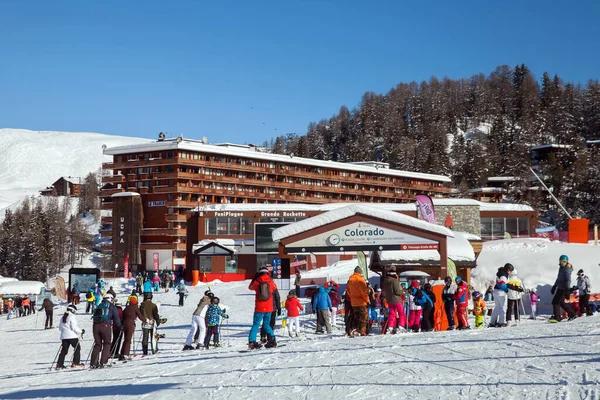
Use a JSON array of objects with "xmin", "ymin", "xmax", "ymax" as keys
[{"xmin": 284, "ymin": 221, "xmax": 438, "ymax": 253}]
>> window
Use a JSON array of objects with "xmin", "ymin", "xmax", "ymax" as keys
[
  {"xmin": 166, "ymin": 151, "xmax": 174, "ymax": 158},
  {"xmin": 505, "ymin": 218, "xmax": 518, "ymax": 237},
  {"xmin": 199, "ymin": 256, "xmax": 212, "ymax": 273},
  {"xmin": 206, "ymin": 218, "xmax": 217, "ymax": 235},
  {"xmin": 217, "ymin": 218, "xmax": 228, "ymax": 234},
  {"xmin": 241, "ymin": 218, "xmax": 253, "ymax": 234},
  {"xmin": 519, "ymin": 219, "xmax": 530, "ymax": 236},
  {"xmin": 225, "ymin": 256, "xmax": 237, "ymax": 273}
]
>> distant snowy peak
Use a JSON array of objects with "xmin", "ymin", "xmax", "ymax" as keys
[{"xmin": 0, "ymin": 128, "xmax": 151, "ymax": 214}]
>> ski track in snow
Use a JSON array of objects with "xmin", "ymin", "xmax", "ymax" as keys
[{"xmin": 1, "ymin": 278, "xmax": 600, "ymax": 400}]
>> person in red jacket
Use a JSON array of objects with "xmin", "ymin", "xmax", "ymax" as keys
[
  {"xmin": 453, "ymin": 276, "xmax": 470, "ymax": 330},
  {"xmin": 248, "ymin": 266, "xmax": 278, "ymax": 349},
  {"xmin": 285, "ymin": 291, "xmax": 304, "ymax": 337}
]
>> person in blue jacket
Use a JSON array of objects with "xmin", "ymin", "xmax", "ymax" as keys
[
  {"xmin": 203, "ymin": 297, "xmax": 229, "ymax": 348},
  {"xmin": 313, "ymin": 287, "xmax": 332, "ymax": 334},
  {"xmin": 143, "ymin": 277, "xmax": 153, "ymax": 294}
]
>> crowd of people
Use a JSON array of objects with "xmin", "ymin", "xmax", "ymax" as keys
[{"xmin": 2, "ymin": 295, "xmax": 36, "ymax": 319}]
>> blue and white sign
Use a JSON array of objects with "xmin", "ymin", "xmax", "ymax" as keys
[{"xmin": 148, "ymin": 201, "xmax": 166, "ymax": 207}]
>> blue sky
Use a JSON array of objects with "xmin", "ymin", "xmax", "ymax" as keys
[{"xmin": 1, "ymin": 0, "xmax": 599, "ymax": 144}]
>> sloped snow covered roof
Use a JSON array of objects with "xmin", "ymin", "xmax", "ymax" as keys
[
  {"xmin": 272, "ymin": 204, "xmax": 454, "ymax": 242},
  {"xmin": 0, "ymin": 277, "xmax": 18, "ymax": 284},
  {"xmin": 111, "ymin": 192, "xmax": 141, "ymax": 198},
  {"xmin": 0, "ymin": 281, "xmax": 45, "ymax": 295},
  {"xmin": 192, "ymin": 239, "xmax": 236, "ymax": 253}
]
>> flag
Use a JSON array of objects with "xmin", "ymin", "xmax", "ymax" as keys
[
  {"xmin": 357, "ymin": 251, "xmax": 368, "ymax": 279},
  {"xmin": 123, "ymin": 253, "xmax": 129, "ymax": 279},
  {"xmin": 447, "ymin": 258, "xmax": 457, "ymax": 279},
  {"xmin": 416, "ymin": 194, "xmax": 436, "ymax": 224}
]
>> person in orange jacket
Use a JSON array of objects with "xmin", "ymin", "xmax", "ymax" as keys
[
  {"xmin": 345, "ymin": 266, "xmax": 370, "ymax": 336},
  {"xmin": 472, "ymin": 291, "xmax": 487, "ymax": 328},
  {"xmin": 248, "ymin": 266, "xmax": 278, "ymax": 349}
]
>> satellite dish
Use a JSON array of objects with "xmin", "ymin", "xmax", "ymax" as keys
[
  {"xmin": 202, "ymin": 137, "xmax": 208, "ymax": 144},
  {"xmin": 176, "ymin": 136, "xmax": 183, "ymax": 143},
  {"xmin": 102, "ymin": 144, "xmax": 107, "ymax": 151}
]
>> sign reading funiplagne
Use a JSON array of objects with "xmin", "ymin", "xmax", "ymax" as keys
[{"xmin": 286, "ymin": 221, "xmax": 437, "ymax": 253}]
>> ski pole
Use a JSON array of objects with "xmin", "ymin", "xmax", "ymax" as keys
[
  {"xmin": 225, "ymin": 318, "xmax": 229, "ymax": 347},
  {"xmin": 49, "ymin": 343, "xmax": 62, "ymax": 371},
  {"xmin": 85, "ymin": 341, "xmax": 95, "ymax": 366},
  {"xmin": 109, "ymin": 330, "xmax": 124, "ymax": 359}
]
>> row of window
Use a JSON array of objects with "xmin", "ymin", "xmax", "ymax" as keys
[
  {"xmin": 480, "ymin": 217, "xmax": 530, "ymax": 239},
  {"xmin": 204, "ymin": 217, "xmax": 307, "ymax": 235}
]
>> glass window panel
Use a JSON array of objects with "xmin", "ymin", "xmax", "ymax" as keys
[
  {"xmin": 518, "ymin": 218, "xmax": 530, "ymax": 236},
  {"xmin": 217, "ymin": 218, "xmax": 228, "ymax": 235},
  {"xmin": 480, "ymin": 218, "xmax": 492, "ymax": 237},
  {"xmin": 225, "ymin": 256, "xmax": 237, "ymax": 273},
  {"xmin": 206, "ymin": 218, "xmax": 217, "ymax": 235},
  {"xmin": 241, "ymin": 218, "xmax": 253, "ymax": 234},
  {"xmin": 505, "ymin": 218, "xmax": 518, "ymax": 236},
  {"xmin": 492, "ymin": 218, "xmax": 504, "ymax": 239},
  {"xmin": 200, "ymin": 256, "xmax": 212, "ymax": 273}
]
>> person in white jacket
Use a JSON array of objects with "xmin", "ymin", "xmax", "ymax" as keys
[
  {"xmin": 56, "ymin": 304, "xmax": 84, "ymax": 369},
  {"xmin": 182, "ymin": 291, "xmax": 214, "ymax": 350},
  {"xmin": 506, "ymin": 270, "xmax": 523, "ymax": 326}
]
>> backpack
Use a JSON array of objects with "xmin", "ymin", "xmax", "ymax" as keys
[
  {"xmin": 258, "ymin": 281, "xmax": 270, "ymax": 301},
  {"xmin": 86, "ymin": 292, "xmax": 93, "ymax": 300},
  {"xmin": 93, "ymin": 301, "xmax": 111, "ymax": 323}
]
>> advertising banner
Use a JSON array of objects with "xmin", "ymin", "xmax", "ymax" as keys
[{"xmin": 416, "ymin": 194, "xmax": 436, "ymax": 224}]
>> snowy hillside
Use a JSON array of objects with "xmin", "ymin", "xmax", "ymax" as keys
[
  {"xmin": 1, "ymin": 239, "xmax": 600, "ymax": 399},
  {"xmin": 0, "ymin": 129, "xmax": 151, "ymax": 214}
]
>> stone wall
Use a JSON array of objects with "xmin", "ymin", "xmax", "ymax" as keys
[{"xmin": 418, "ymin": 205, "xmax": 481, "ymax": 236}]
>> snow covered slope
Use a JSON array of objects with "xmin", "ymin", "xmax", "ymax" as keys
[{"xmin": 0, "ymin": 128, "xmax": 151, "ymax": 213}]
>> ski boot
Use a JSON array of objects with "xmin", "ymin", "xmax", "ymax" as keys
[
  {"xmin": 55, "ymin": 365, "xmax": 66, "ymax": 370},
  {"xmin": 248, "ymin": 341, "xmax": 263, "ymax": 350},
  {"xmin": 265, "ymin": 336, "xmax": 277, "ymax": 348},
  {"xmin": 196, "ymin": 343, "xmax": 202, "ymax": 350},
  {"xmin": 71, "ymin": 363, "xmax": 85, "ymax": 368},
  {"xmin": 182, "ymin": 345, "xmax": 194, "ymax": 351},
  {"xmin": 214, "ymin": 343, "xmax": 221, "ymax": 348}
]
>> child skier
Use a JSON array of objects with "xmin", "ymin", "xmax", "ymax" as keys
[
  {"xmin": 529, "ymin": 288, "xmax": 539, "ymax": 319},
  {"xmin": 407, "ymin": 281, "xmax": 423, "ymax": 332},
  {"xmin": 285, "ymin": 291, "xmax": 304, "ymax": 337},
  {"xmin": 203, "ymin": 297, "xmax": 229, "ymax": 349},
  {"xmin": 176, "ymin": 280, "xmax": 187, "ymax": 307},
  {"xmin": 454, "ymin": 276, "xmax": 470, "ymax": 330},
  {"xmin": 472, "ymin": 291, "xmax": 487, "ymax": 329}
]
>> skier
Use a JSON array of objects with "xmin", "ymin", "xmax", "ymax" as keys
[
  {"xmin": 109, "ymin": 298, "xmax": 124, "ymax": 358},
  {"xmin": 346, "ymin": 266, "xmax": 370, "ymax": 336},
  {"xmin": 85, "ymin": 289, "xmax": 95, "ymax": 314},
  {"xmin": 285, "ymin": 291, "xmax": 304, "ymax": 337},
  {"xmin": 152, "ymin": 273, "xmax": 161, "ymax": 292},
  {"xmin": 421, "ymin": 283, "xmax": 436, "ymax": 332},
  {"xmin": 143, "ymin": 277, "xmax": 153, "ymax": 294},
  {"xmin": 183, "ymin": 290, "xmax": 213, "ymax": 350},
  {"xmin": 549, "ymin": 255, "xmax": 576, "ymax": 322},
  {"xmin": 135, "ymin": 273, "xmax": 143, "ymax": 295},
  {"xmin": 55, "ymin": 303, "xmax": 85, "ymax": 369},
  {"xmin": 506, "ymin": 270, "xmax": 523, "ymax": 326},
  {"xmin": 90, "ymin": 294, "xmax": 121, "ymax": 369},
  {"xmin": 176, "ymin": 280, "xmax": 187, "ymax": 306},
  {"xmin": 328, "ymin": 285, "xmax": 340, "ymax": 328},
  {"xmin": 140, "ymin": 292, "xmax": 161, "ymax": 355},
  {"xmin": 248, "ymin": 266, "xmax": 278, "ymax": 349},
  {"xmin": 407, "ymin": 281, "xmax": 423, "ymax": 332},
  {"xmin": 203, "ymin": 297, "xmax": 229, "ymax": 348},
  {"xmin": 575, "ymin": 269, "xmax": 593, "ymax": 316},
  {"xmin": 107, "ymin": 286, "xmax": 117, "ymax": 299},
  {"xmin": 40, "ymin": 296, "xmax": 54, "ymax": 329},
  {"xmin": 313, "ymin": 287, "xmax": 332, "ymax": 334},
  {"xmin": 472, "ymin": 291, "xmax": 487, "ymax": 329},
  {"xmin": 294, "ymin": 270, "xmax": 302, "ymax": 297},
  {"xmin": 71, "ymin": 284, "xmax": 80, "ymax": 305},
  {"xmin": 383, "ymin": 266, "xmax": 405, "ymax": 334},
  {"xmin": 260, "ymin": 283, "xmax": 281, "ymax": 343},
  {"xmin": 527, "ymin": 288, "xmax": 541, "ymax": 320},
  {"xmin": 489, "ymin": 263, "xmax": 514, "ymax": 328},
  {"xmin": 453, "ymin": 276, "xmax": 470, "ymax": 330},
  {"xmin": 119, "ymin": 296, "xmax": 146, "ymax": 361},
  {"xmin": 127, "ymin": 289, "xmax": 138, "ymax": 306},
  {"xmin": 442, "ymin": 276, "xmax": 457, "ymax": 330}
]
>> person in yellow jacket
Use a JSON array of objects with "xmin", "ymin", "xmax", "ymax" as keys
[
  {"xmin": 472, "ymin": 291, "xmax": 487, "ymax": 328},
  {"xmin": 85, "ymin": 289, "xmax": 95, "ymax": 314},
  {"xmin": 345, "ymin": 267, "xmax": 370, "ymax": 336}
]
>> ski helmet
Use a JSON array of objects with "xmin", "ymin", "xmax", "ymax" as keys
[
  {"xmin": 67, "ymin": 304, "xmax": 77, "ymax": 314},
  {"xmin": 504, "ymin": 263, "xmax": 515, "ymax": 272},
  {"xmin": 423, "ymin": 283, "xmax": 432, "ymax": 292},
  {"xmin": 472, "ymin": 291, "xmax": 482, "ymax": 299},
  {"xmin": 455, "ymin": 276, "xmax": 463, "ymax": 284},
  {"xmin": 212, "ymin": 297, "xmax": 220, "ymax": 304},
  {"xmin": 444, "ymin": 276, "xmax": 452, "ymax": 284},
  {"xmin": 103, "ymin": 293, "xmax": 114, "ymax": 302},
  {"xmin": 144, "ymin": 292, "xmax": 153, "ymax": 300}
]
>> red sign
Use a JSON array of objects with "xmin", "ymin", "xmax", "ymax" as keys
[
  {"xmin": 123, "ymin": 253, "xmax": 129, "ymax": 278},
  {"xmin": 153, "ymin": 252, "xmax": 159, "ymax": 271},
  {"xmin": 400, "ymin": 244, "xmax": 439, "ymax": 250}
]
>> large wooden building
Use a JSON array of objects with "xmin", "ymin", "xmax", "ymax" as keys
[{"xmin": 100, "ymin": 136, "xmax": 453, "ymax": 271}]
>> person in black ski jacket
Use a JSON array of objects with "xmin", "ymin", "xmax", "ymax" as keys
[
  {"xmin": 421, "ymin": 283, "xmax": 436, "ymax": 332},
  {"xmin": 550, "ymin": 255, "xmax": 576, "ymax": 322},
  {"xmin": 441, "ymin": 277, "xmax": 456, "ymax": 330}
]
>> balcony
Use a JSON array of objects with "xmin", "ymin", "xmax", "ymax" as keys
[
  {"xmin": 141, "ymin": 228, "xmax": 187, "ymax": 237},
  {"xmin": 165, "ymin": 200, "xmax": 198, "ymax": 208},
  {"xmin": 165, "ymin": 214, "xmax": 188, "ymax": 222},
  {"xmin": 100, "ymin": 230, "xmax": 112, "ymax": 238},
  {"xmin": 101, "ymin": 175, "xmax": 125, "ymax": 184},
  {"xmin": 101, "ymin": 202, "xmax": 113, "ymax": 210},
  {"xmin": 141, "ymin": 242, "xmax": 186, "ymax": 251}
]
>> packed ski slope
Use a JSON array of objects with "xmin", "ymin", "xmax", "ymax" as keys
[
  {"xmin": 1, "ymin": 239, "xmax": 600, "ymax": 399},
  {"xmin": 0, "ymin": 129, "xmax": 150, "ymax": 214}
]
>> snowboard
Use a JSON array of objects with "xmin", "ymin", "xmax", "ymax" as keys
[{"xmin": 239, "ymin": 344, "xmax": 286, "ymax": 353}]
